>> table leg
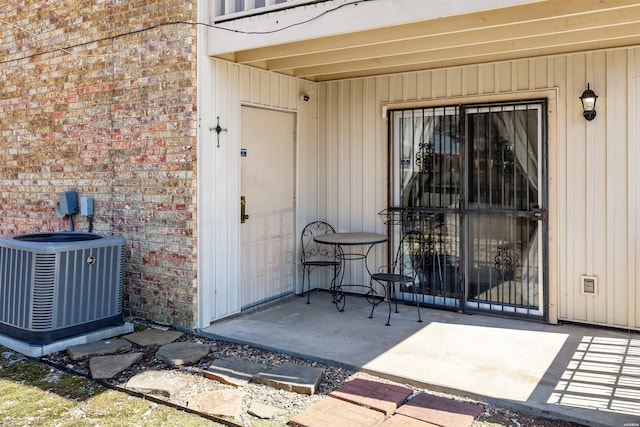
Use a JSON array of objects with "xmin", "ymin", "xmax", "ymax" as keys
[
  {"xmin": 334, "ymin": 245, "xmax": 346, "ymax": 311},
  {"xmin": 363, "ymin": 243, "xmax": 384, "ymax": 306}
]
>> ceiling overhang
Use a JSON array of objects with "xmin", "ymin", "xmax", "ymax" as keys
[{"xmin": 207, "ymin": 0, "xmax": 640, "ymax": 82}]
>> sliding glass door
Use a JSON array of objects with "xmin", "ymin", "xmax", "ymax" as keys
[{"xmin": 389, "ymin": 100, "xmax": 547, "ymax": 318}]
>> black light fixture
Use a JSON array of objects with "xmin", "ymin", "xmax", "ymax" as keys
[{"xmin": 579, "ymin": 83, "xmax": 598, "ymax": 121}]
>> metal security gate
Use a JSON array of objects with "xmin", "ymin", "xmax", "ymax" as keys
[{"xmin": 389, "ymin": 100, "xmax": 547, "ymax": 319}]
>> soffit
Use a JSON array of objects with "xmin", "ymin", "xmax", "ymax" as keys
[{"xmin": 212, "ymin": 0, "xmax": 640, "ymax": 81}]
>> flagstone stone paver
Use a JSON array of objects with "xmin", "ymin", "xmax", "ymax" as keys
[
  {"xmin": 247, "ymin": 402, "xmax": 287, "ymax": 419},
  {"xmin": 252, "ymin": 363, "xmax": 323, "ymax": 395},
  {"xmin": 67, "ymin": 339, "xmax": 132, "ymax": 361},
  {"xmin": 63, "ymin": 336, "xmax": 486, "ymax": 427},
  {"xmin": 288, "ymin": 396, "xmax": 386, "ymax": 427},
  {"xmin": 123, "ymin": 329, "xmax": 184, "ymax": 346},
  {"xmin": 90, "ymin": 352, "xmax": 143, "ymax": 379},
  {"xmin": 155, "ymin": 342, "xmax": 210, "ymax": 366},
  {"xmin": 394, "ymin": 392, "xmax": 483, "ymax": 427},
  {"xmin": 204, "ymin": 357, "xmax": 269, "ymax": 387},
  {"xmin": 187, "ymin": 389, "xmax": 246, "ymax": 418},
  {"xmin": 330, "ymin": 377, "xmax": 414, "ymax": 415},
  {"xmin": 125, "ymin": 370, "xmax": 188, "ymax": 397}
]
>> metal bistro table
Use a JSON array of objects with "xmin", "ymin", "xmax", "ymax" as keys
[{"xmin": 313, "ymin": 232, "xmax": 388, "ymax": 311}]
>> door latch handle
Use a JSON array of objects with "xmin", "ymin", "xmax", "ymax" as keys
[
  {"xmin": 531, "ymin": 205, "xmax": 547, "ymax": 221},
  {"xmin": 241, "ymin": 196, "xmax": 249, "ymax": 223}
]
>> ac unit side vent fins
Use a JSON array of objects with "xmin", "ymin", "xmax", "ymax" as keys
[{"xmin": 32, "ymin": 253, "xmax": 56, "ymax": 330}]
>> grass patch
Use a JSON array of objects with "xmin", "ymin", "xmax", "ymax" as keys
[{"xmin": 0, "ymin": 347, "xmax": 225, "ymax": 426}]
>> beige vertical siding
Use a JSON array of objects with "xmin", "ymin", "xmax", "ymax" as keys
[
  {"xmin": 316, "ymin": 47, "xmax": 640, "ymax": 330},
  {"xmin": 200, "ymin": 59, "xmax": 316, "ymax": 322}
]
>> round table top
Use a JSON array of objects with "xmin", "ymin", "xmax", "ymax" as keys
[{"xmin": 313, "ymin": 232, "xmax": 388, "ymax": 246}]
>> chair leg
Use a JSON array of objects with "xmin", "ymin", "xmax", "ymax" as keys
[
  {"xmin": 385, "ymin": 283, "xmax": 392, "ymax": 326},
  {"xmin": 393, "ymin": 284, "xmax": 399, "ymax": 313},
  {"xmin": 413, "ymin": 283, "xmax": 422, "ymax": 323},
  {"xmin": 330, "ymin": 265, "xmax": 338, "ymax": 301},
  {"xmin": 305, "ymin": 269, "xmax": 311, "ymax": 304},
  {"xmin": 369, "ymin": 278, "xmax": 377, "ymax": 319}
]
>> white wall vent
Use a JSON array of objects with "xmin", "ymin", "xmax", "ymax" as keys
[{"xmin": 581, "ymin": 275, "xmax": 598, "ymax": 295}]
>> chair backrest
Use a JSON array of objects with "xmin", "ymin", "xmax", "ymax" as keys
[
  {"xmin": 392, "ymin": 230, "xmax": 427, "ymax": 278},
  {"xmin": 300, "ymin": 221, "xmax": 338, "ymax": 263}
]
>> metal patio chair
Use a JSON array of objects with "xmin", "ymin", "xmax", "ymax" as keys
[
  {"xmin": 369, "ymin": 229, "xmax": 425, "ymax": 326},
  {"xmin": 300, "ymin": 221, "xmax": 341, "ymax": 304}
]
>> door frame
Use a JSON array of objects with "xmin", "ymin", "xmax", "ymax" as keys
[{"xmin": 383, "ymin": 89, "xmax": 559, "ymax": 324}]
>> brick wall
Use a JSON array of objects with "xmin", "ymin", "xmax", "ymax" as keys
[{"xmin": 0, "ymin": 0, "xmax": 199, "ymax": 328}]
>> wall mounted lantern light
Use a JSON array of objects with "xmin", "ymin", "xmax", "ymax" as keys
[{"xmin": 579, "ymin": 83, "xmax": 598, "ymax": 121}]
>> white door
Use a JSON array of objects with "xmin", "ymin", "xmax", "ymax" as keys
[{"xmin": 240, "ymin": 106, "xmax": 296, "ymax": 309}]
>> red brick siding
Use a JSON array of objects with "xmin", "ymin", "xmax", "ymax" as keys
[{"xmin": 0, "ymin": 1, "xmax": 199, "ymax": 328}]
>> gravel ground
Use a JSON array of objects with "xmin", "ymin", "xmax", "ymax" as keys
[{"xmin": 38, "ymin": 324, "xmax": 585, "ymax": 427}]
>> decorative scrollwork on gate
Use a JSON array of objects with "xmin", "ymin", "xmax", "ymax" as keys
[
  {"xmin": 494, "ymin": 243, "xmax": 519, "ymax": 282},
  {"xmin": 415, "ymin": 141, "xmax": 435, "ymax": 174},
  {"xmin": 494, "ymin": 137, "xmax": 514, "ymax": 174}
]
